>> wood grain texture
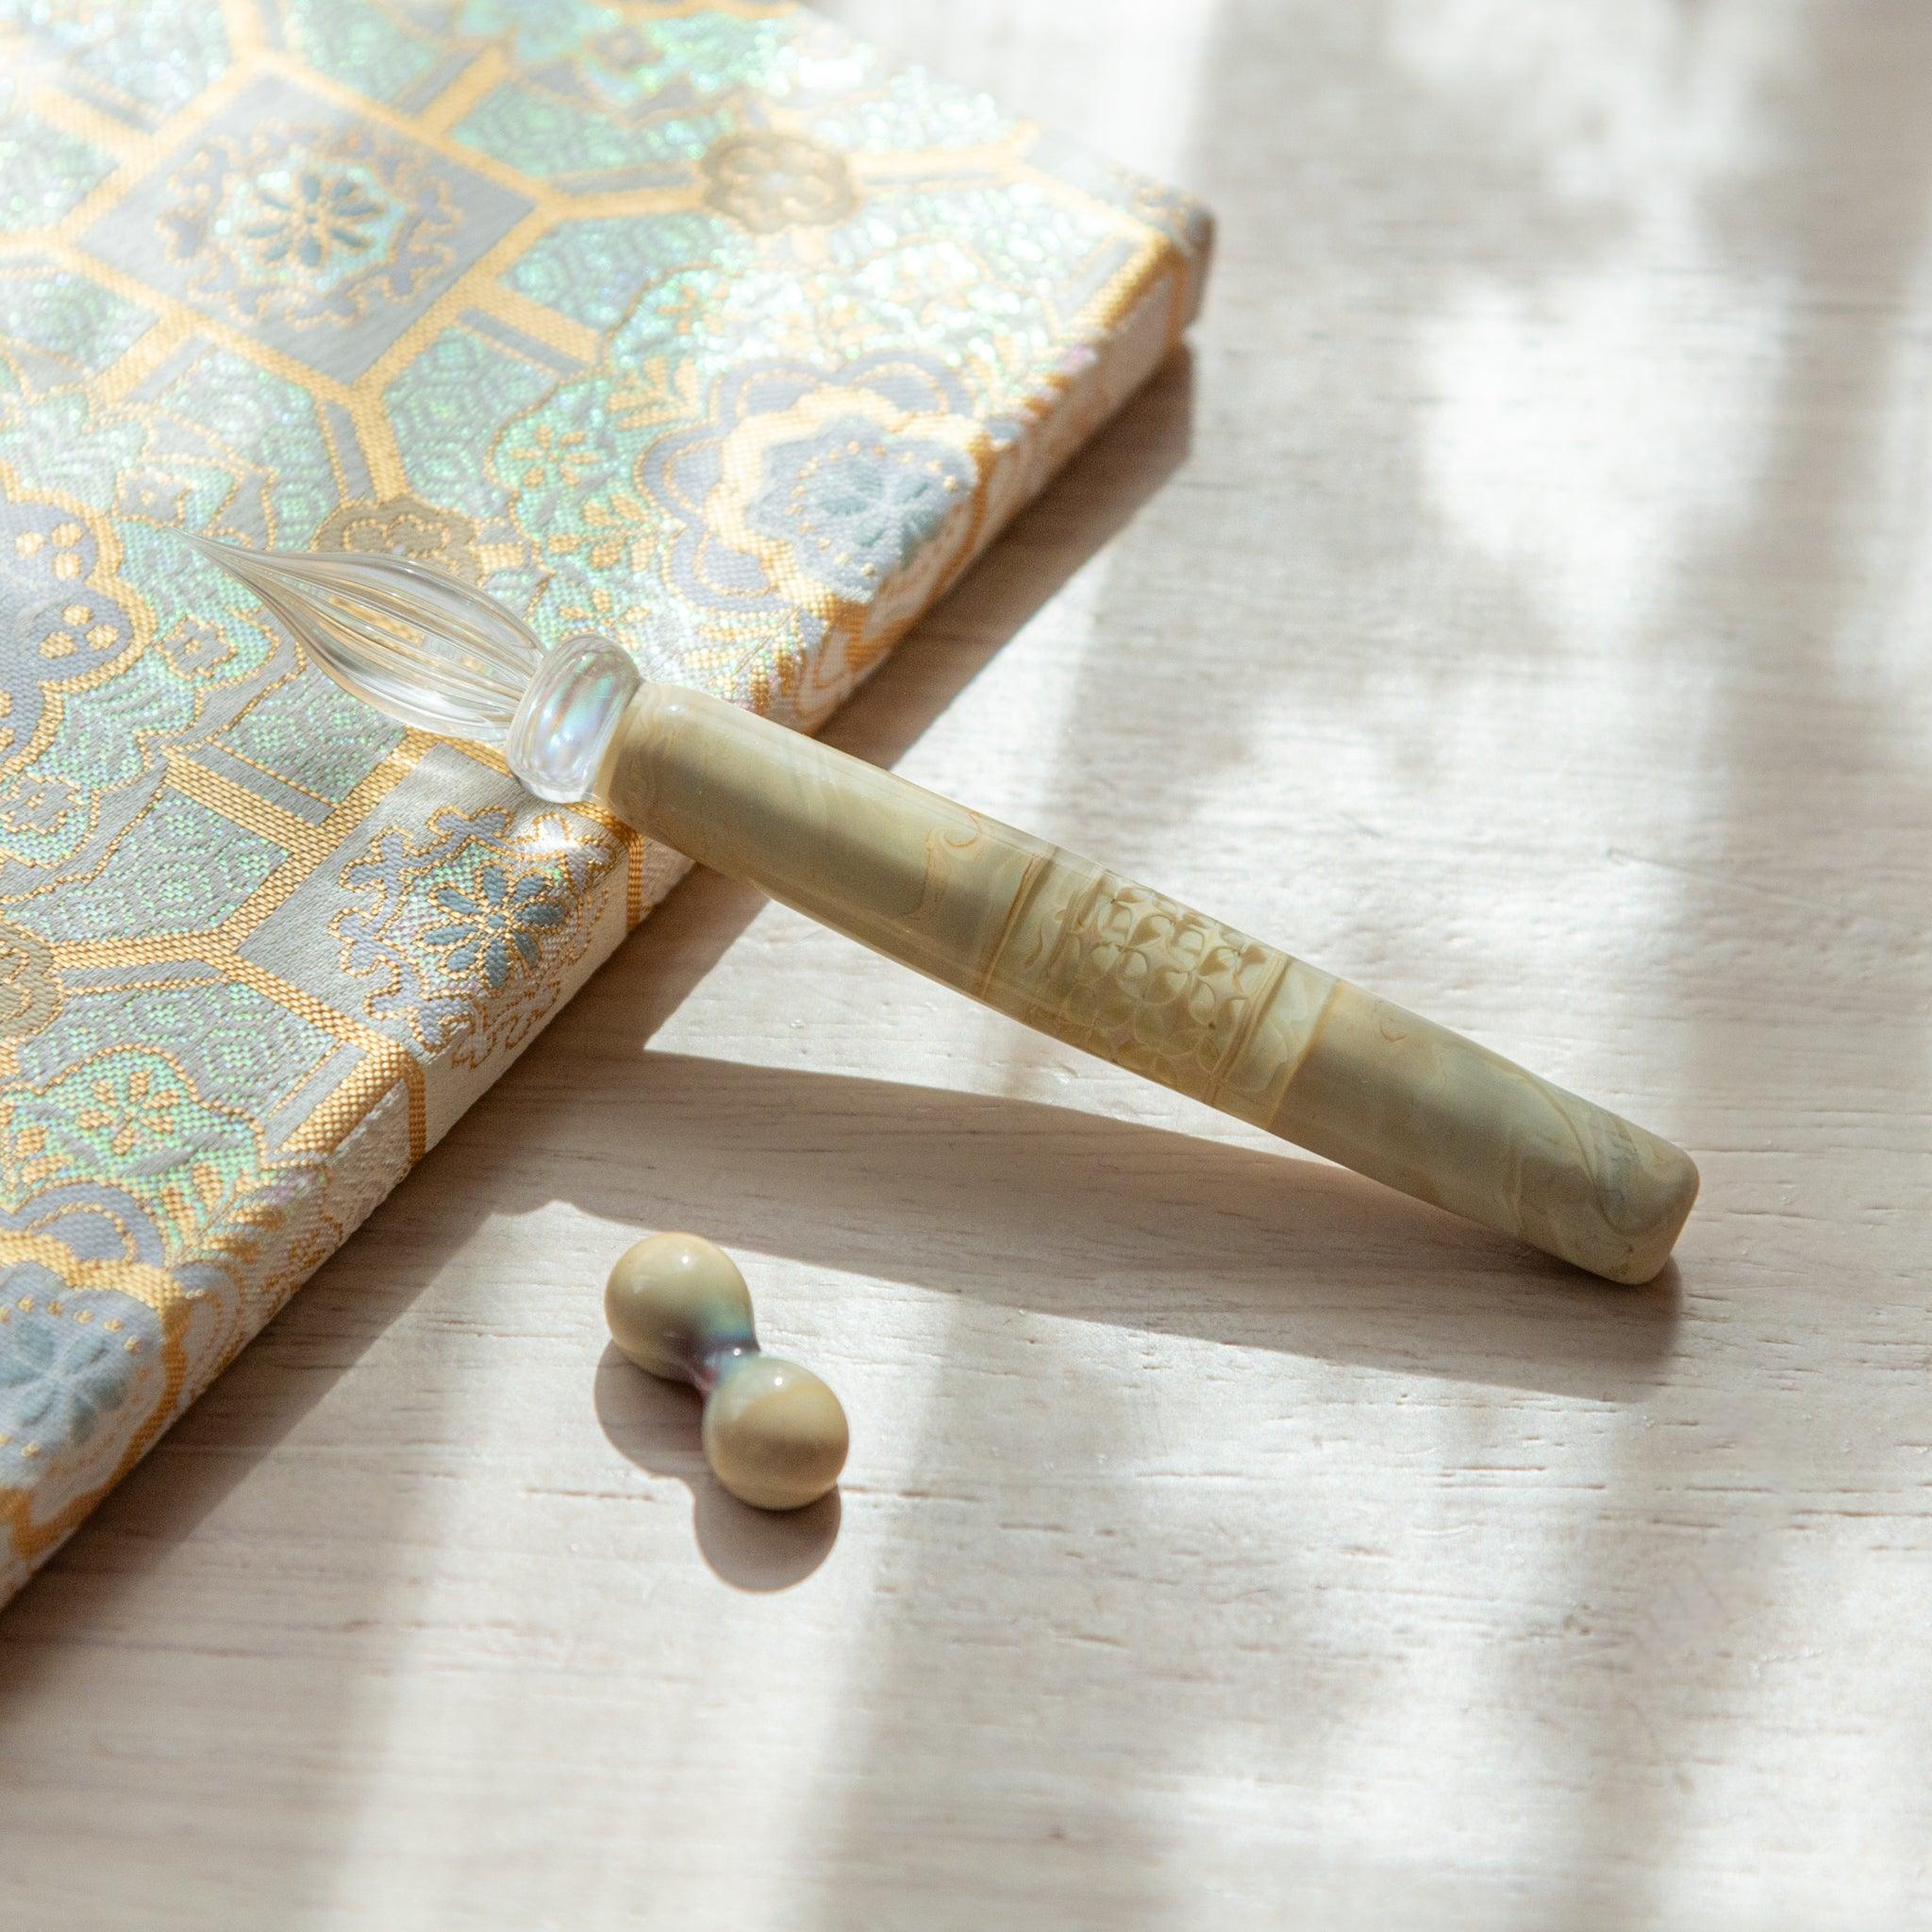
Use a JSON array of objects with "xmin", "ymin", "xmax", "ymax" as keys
[{"xmin": 5, "ymin": 2, "xmax": 1931, "ymax": 1926}]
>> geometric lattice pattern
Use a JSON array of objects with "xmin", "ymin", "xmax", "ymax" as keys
[{"xmin": 0, "ymin": 0, "xmax": 1209, "ymax": 1603}]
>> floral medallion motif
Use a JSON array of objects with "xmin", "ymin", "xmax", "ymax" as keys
[
  {"xmin": 700, "ymin": 132, "xmax": 858, "ymax": 234},
  {"xmin": 641, "ymin": 353, "xmax": 983, "ymax": 621},
  {"xmin": 422, "ymin": 863, "xmax": 568, "ymax": 988},
  {"xmin": 0, "ymin": 1300, "xmax": 132, "ymax": 1447},
  {"xmin": 160, "ymin": 125, "xmax": 460, "ymax": 330},
  {"xmin": 157, "ymin": 615, "xmax": 241, "ymax": 679},
  {"xmin": 315, "ymin": 494, "xmax": 481, "ymax": 580},
  {"xmin": 16, "ymin": 1040, "xmax": 270, "ymax": 1254},
  {"xmin": 332, "ymin": 803, "xmax": 623, "ymax": 1065},
  {"xmin": 746, "ymin": 414, "xmax": 975, "ymax": 601},
  {"xmin": 0, "ymin": 1263, "xmax": 166, "ymax": 1497},
  {"xmin": 75, "ymin": 1061, "xmax": 178, "ymax": 1158}
]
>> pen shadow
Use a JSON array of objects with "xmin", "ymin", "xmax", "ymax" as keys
[{"xmin": 488, "ymin": 1017, "xmax": 1683, "ymax": 1405}]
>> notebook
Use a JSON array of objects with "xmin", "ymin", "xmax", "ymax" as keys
[{"xmin": 0, "ymin": 0, "xmax": 1209, "ymax": 1600}]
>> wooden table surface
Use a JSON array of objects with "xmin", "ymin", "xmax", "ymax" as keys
[{"xmin": 6, "ymin": 3, "xmax": 1929, "ymax": 1925}]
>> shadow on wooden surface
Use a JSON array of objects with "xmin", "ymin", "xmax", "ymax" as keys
[
  {"xmin": 508, "ymin": 1041, "xmax": 1685, "ymax": 1403},
  {"xmin": 591, "ymin": 1344, "xmax": 842, "ymax": 1591}
]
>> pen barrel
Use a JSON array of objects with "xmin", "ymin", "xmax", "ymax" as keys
[{"xmin": 600, "ymin": 683, "xmax": 1696, "ymax": 1284}]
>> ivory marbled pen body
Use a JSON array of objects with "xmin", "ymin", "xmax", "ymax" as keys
[
  {"xmin": 599, "ymin": 683, "xmax": 1697, "ymax": 1285},
  {"xmin": 193, "ymin": 544, "xmax": 1696, "ymax": 1287}
]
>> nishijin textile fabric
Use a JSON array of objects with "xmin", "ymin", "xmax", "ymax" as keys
[{"xmin": 0, "ymin": 0, "xmax": 1209, "ymax": 1601}]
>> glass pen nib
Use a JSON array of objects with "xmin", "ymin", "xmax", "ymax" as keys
[
  {"xmin": 192, "ymin": 535, "xmax": 641, "ymax": 802},
  {"xmin": 189, "ymin": 534, "xmax": 543, "ymax": 743}
]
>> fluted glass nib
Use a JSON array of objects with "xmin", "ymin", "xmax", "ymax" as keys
[{"xmin": 191, "ymin": 535, "xmax": 543, "ymax": 742}]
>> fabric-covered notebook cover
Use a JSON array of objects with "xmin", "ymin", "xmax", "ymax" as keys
[{"xmin": 0, "ymin": 0, "xmax": 1209, "ymax": 1602}]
